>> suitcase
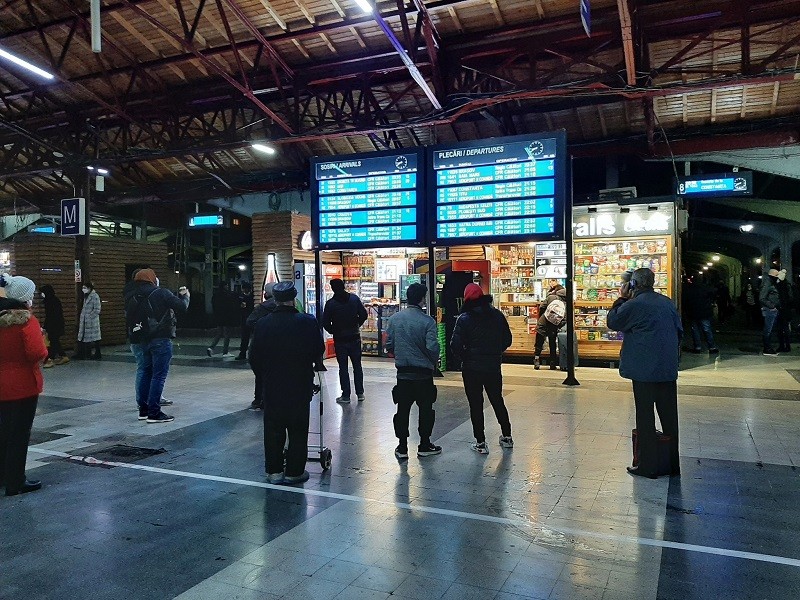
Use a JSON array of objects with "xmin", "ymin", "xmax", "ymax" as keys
[{"xmin": 631, "ymin": 428, "xmax": 672, "ymax": 475}]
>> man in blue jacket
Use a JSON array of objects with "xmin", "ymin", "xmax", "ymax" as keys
[
  {"xmin": 385, "ymin": 283, "xmax": 441, "ymax": 460},
  {"xmin": 607, "ymin": 268, "xmax": 682, "ymax": 478}
]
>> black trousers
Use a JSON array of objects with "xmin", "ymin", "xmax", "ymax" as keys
[
  {"xmin": 777, "ymin": 311, "xmax": 791, "ymax": 349},
  {"xmin": 239, "ymin": 324, "xmax": 251, "ymax": 356},
  {"xmin": 263, "ymin": 401, "xmax": 310, "ymax": 477},
  {"xmin": 0, "ymin": 396, "xmax": 38, "ymax": 491},
  {"xmin": 392, "ymin": 378, "xmax": 436, "ymax": 446},
  {"xmin": 253, "ymin": 372, "xmax": 264, "ymax": 407},
  {"xmin": 462, "ymin": 370, "xmax": 512, "ymax": 443},
  {"xmin": 534, "ymin": 330, "xmax": 557, "ymax": 364},
  {"xmin": 47, "ymin": 335, "xmax": 64, "ymax": 360},
  {"xmin": 632, "ymin": 381, "xmax": 679, "ymax": 476}
]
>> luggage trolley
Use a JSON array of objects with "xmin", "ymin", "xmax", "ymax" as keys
[{"xmin": 309, "ymin": 369, "xmax": 332, "ymax": 470}]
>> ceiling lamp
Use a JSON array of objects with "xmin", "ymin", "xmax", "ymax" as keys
[
  {"xmin": 354, "ymin": 0, "xmax": 373, "ymax": 13},
  {"xmin": 740, "ymin": 224, "xmax": 754, "ymax": 232},
  {"xmin": 712, "ymin": 255, "xmax": 720, "ymax": 262},
  {"xmin": 0, "ymin": 46, "xmax": 55, "ymax": 80},
  {"xmin": 252, "ymin": 143, "xmax": 276, "ymax": 155}
]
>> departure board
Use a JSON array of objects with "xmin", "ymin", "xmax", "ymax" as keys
[
  {"xmin": 311, "ymin": 150, "xmax": 424, "ymax": 250},
  {"xmin": 428, "ymin": 132, "xmax": 567, "ymax": 245}
]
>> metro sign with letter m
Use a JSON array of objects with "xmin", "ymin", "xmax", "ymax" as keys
[{"xmin": 61, "ymin": 198, "xmax": 86, "ymax": 236}]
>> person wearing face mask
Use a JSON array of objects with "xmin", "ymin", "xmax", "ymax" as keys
[
  {"xmin": 75, "ymin": 282, "xmax": 102, "ymax": 360},
  {"xmin": 40, "ymin": 285, "xmax": 69, "ymax": 367},
  {"xmin": 0, "ymin": 275, "xmax": 49, "ymax": 496}
]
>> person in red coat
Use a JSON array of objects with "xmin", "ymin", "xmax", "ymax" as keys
[{"xmin": 0, "ymin": 274, "xmax": 48, "ymax": 496}]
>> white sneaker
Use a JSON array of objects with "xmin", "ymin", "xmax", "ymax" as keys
[
  {"xmin": 471, "ymin": 441, "xmax": 489, "ymax": 455},
  {"xmin": 357, "ymin": 394, "xmax": 365, "ymax": 402},
  {"xmin": 336, "ymin": 395, "xmax": 351, "ymax": 404},
  {"xmin": 499, "ymin": 435, "xmax": 514, "ymax": 448}
]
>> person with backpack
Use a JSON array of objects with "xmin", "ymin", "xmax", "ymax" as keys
[
  {"xmin": 451, "ymin": 283, "xmax": 514, "ymax": 455},
  {"xmin": 125, "ymin": 269, "xmax": 190, "ymax": 423},
  {"xmin": 533, "ymin": 283, "xmax": 566, "ymax": 370},
  {"xmin": 322, "ymin": 278, "xmax": 368, "ymax": 404}
]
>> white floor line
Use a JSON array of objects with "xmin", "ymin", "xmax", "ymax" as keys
[{"xmin": 28, "ymin": 446, "xmax": 800, "ymax": 569}]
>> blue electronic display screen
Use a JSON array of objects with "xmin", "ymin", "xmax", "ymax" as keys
[
  {"xmin": 677, "ymin": 171, "xmax": 752, "ymax": 197},
  {"xmin": 311, "ymin": 151, "xmax": 424, "ymax": 250},
  {"xmin": 428, "ymin": 132, "xmax": 566, "ymax": 245},
  {"xmin": 187, "ymin": 214, "xmax": 226, "ymax": 228}
]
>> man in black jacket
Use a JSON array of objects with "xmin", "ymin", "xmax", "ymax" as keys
[
  {"xmin": 323, "ymin": 278, "xmax": 368, "ymax": 404},
  {"xmin": 450, "ymin": 283, "xmax": 514, "ymax": 454},
  {"xmin": 235, "ymin": 282, "xmax": 255, "ymax": 360},
  {"xmin": 249, "ymin": 282, "xmax": 324, "ymax": 485},
  {"xmin": 244, "ymin": 282, "xmax": 277, "ymax": 410},
  {"xmin": 124, "ymin": 269, "xmax": 190, "ymax": 423}
]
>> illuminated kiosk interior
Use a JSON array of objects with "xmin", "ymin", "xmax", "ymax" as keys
[{"xmin": 310, "ymin": 148, "xmax": 428, "ymax": 359}]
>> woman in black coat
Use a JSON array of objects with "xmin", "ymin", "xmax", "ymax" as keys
[{"xmin": 40, "ymin": 285, "xmax": 68, "ymax": 367}]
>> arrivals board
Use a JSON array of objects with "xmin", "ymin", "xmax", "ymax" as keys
[
  {"xmin": 428, "ymin": 131, "xmax": 567, "ymax": 245},
  {"xmin": 676, "ymin": 171, "xmax": 753, "ymax": 197},
  {"xmin": 310, "ymin": 150, "xmax": 424, "ymax": 250}
]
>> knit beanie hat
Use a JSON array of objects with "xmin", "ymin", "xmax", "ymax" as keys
[
  {"xmin": 134, "ymin": 268, "xmax": 157, "ymax": 284},
  {"xmin": 463, "ymin": 283, "xmax": 483, "ymax": 302},
  {"xmin": 4, "ymin": 275, "xmax": 36, "ymax": 304}
]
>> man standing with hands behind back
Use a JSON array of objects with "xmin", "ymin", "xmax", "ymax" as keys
[
  {"xmin": 323, "ymin": 278, "xmax": 368, "ymax": 404},
  {"xmin": 607, "ymin": 268, "xmax": 682, "ymax": 479}
]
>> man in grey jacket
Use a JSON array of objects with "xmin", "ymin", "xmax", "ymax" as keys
[{"xmin": 385, "ymin": 283, "xmax": 441, "ymax": 459}]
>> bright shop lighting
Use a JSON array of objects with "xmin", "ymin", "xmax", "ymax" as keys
[
  {"xmin": 354, "ymin": 0, "xmax": 373, "ymax": 13},
  {"xmin": 252, "ymin": 143, "xmax": 276, "ymax": 155},
  {"xmin": 712, "ymin": 255, "xmax": 720, "ymax": 262}
]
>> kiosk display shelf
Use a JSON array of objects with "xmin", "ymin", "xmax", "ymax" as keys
[{"xmin": 573, "ymin": 235, "xmax": 673, "ymax": 357}]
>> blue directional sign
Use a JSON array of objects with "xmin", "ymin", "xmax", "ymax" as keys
[
  {"xmin": 61, "ymin": 197, "xmax": 86, "ymax": 236},
  {"xmin": 676, "ymin": 172, "xmax": 753, "ymax": 197}
]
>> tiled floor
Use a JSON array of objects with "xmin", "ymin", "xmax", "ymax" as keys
[{"xmin": 2, "ymin": 340, "xmax": 800, "ymax": 599}]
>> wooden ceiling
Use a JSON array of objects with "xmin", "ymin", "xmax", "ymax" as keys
[{"xmin": 1, "ymin": 0, "xmax": 800, "ymax": 210}]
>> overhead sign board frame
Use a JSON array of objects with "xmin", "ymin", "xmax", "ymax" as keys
[
  {"xmin": 427, "ymin": 130, "xmax": 567, "ymax": 247},
  {"xmin": 310, "ymin": 148, "xmax": 426, "ymax": 251},
  {"xmin": 676, "ymin": 171, "xmax": 753, "ymax": 197}
]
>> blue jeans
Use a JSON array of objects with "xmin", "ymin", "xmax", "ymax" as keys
[
  {"xmin": 132, "ymin": 339, "xmax": 173, "ymax": 417},
  {"xmin": 690, "ymin": 319, "xmax": 717, "ymax": 351},
  {"xmin": 334, "ymin": 338, "xmax": 363, "ymax": 398},
  {"xmin": 762, "ymin": 308, "xmax": 778, "ymax": 350}
]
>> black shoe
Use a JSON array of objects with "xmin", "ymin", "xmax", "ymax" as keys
[
  {"xmin": 417, "ymin": 442, "xmax": 442, "ymax": 457},
  {"xmin": 549, "ymin": 364, "xmax": 557, "ymax": 371},
  {"xmin": 146, "ymin": 412, "xmax": 174, "ymax": 424},
  {"xmin": 626, "ymin": 466, "xmax": 657, "ymax": 479},
  {"xmin": 533, "ymin": 356, "xmax": 541, "ymax": 370},
  {"xmin": 395, "ymin": 445, "xmax": 409, "ymax": 460},
  {"xmin": 234, "ymin": 354, "xmax": 246, "ymax": 361},
  {"xmin": 6, "ymin": 480, "xmax": 42, "ymax": 496},
  {"xmin": 708, "ymin": 348, "xmax": 719, "ymax": 354},
  {"xmin": 248, "ymin": 402, "xmax": 262, "ymax": 411},
  {"xmin": 763, "ymin": 348, "xmax": 779, "ymax": 356},
  {"xmin": 778, "ymin": 346, "xmax": 791, "ymax": 353},
  {"xmin": 138, "ymin": 408, "xmax": 148, "ymax": 421},
  {"xmin": 91, "ymin": 355, "xmax": 101, "ymax": 361}
]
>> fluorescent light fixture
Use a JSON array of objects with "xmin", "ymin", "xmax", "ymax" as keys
[
  {"xmin": 0, "ymin": 47, "xmax": 55, "ymax": 80},
  {"xmin": 354, "ymin": 0, "xmax": 373, "ymax": 13},
  {"xmin": 698, "ymin": 271, "xmax": 703, "ymax": 275},
  {"xmin": 740, "ymin": 224, "xmax": 754, "ymax": 232},
  {"xmin": 252, "ymin": 143, "xmax": 276, "ymax": 155},
  {"xmin": 755, "ymin": 258, "xmax": 762, "ymax": 264},
  {"xmin": 86, "ymin": 166, "xmax": 95, "ymax": 171},
  {"xmin": 712, "ymin": 254, "xmax": 720, "ymax": 262},
  {"xmin": 706, "ymin": 262, "xmax": 712, "ymax": 266},
  {"xmin": 96, "ymin": 168, "xmax": 109, "ymax": 175},
  {"xmin": 238, "ymin": 264, "xmax": 246, "ymax": 271},
  {"xmin": 702, "ymin": 266, "xmax": 709, "ymax": 270}
]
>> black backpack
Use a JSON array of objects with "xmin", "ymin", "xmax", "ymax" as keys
[{"xmin": 126, "ymin": 289, "xmax": 161, "ymax": 343}]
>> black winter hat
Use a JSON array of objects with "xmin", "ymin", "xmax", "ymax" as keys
[{"xmin": 272, "ymin": 281, "xmax": 297, "ymax": 302}]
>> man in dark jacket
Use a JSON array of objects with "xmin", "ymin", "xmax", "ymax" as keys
[
  {"xmin": 451, "ymin": 283, "xmax": 514, "ymax": 454},
  {"xmin": 235, "ymin": 282, "xmax": 255, "ymax": 361},
  {"xmin": 249, "ymin": 282, "xmax": 324, "ymax": 485},
  {"xmin": 244, "ymin": 283, "xmax": 277, "ymax": 410},
  {"xmin": 125, "ymin": 269, "xmax": 190, "ymax": 423},
  {"xmin": 607, "ymin": 268, "xmax": 682, "ymax": 479},
  {"xmin": 681, "ymin": 279, "xmax": 718, "ymax": 354},
  {"xmin": 322, "ymin": 278, "xmax": 368, "ymax": 404},
  {"xmin": 760, "ymin": 269, "xmax": 782, "ymax": 355}
]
